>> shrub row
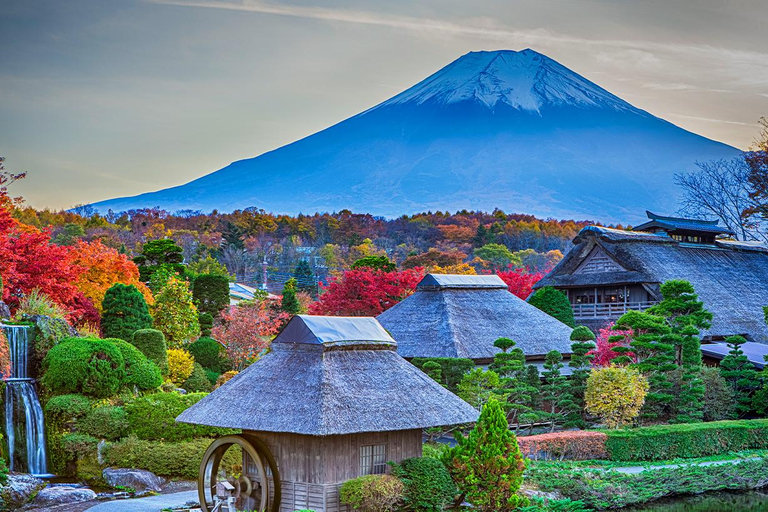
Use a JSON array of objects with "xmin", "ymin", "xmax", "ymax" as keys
[
  {"xmin": 604, "ymin": 419, "xmax": 768, "ymax": 461},
  {"xmin": 517, "ymin": 431, "xmax": 608, "ymax": 461}
]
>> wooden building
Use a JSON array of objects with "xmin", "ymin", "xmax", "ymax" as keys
[
  {"xmin": 377, "ymin": 274, "xmax": 574, "ymax": 365},
  {"xmin": 535, "ymin": 211, "xmax": 768, "ymax": 343},
  {"xmin": 176, "ymin": 315, "xmax": 478, "ymax": 512}
]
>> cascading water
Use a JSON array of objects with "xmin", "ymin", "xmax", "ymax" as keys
[{"xmin": 3, "ymin": 325, "xmax": 48, "ymax": 476}]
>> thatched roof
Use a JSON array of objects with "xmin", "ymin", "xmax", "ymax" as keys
[
  {"xmin": 634, "ymin": 211, "xmax": 735, "ymax": 236},
  {"xmin": 176, "ymin": 315, "xmax": 479, "ymax": 435},
  {"xmin": 701, "ymin": 342, "xmax": 767, "ymax": 370},
  {"xmin": 536, "ymin": 225, "xmax": 768, "ymax": 343},
  {"xmin": 376, "ymin": 274, "xmax": 574, "ymax": 361}
]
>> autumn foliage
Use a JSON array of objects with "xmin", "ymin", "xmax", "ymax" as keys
[
  {"xmin": 585, "ymin": 366, "xmax": 649, "ymax": 429},
  {"xmin": 589, "ymin": 323, "xmax": 634, "ymax": 367},
  {"xmin": 309, "ymin": 268, "xmax": 424, "ymax": 316},
  {"xmin": 516, "ymin": 431, "xmax": 608, "ymax": 461},
  {"xmin": 212, "ymin": 301, "xmax": 288, "ymax": 370},
  {"xmin": 496, "ymin": 267, "xmax": 544, "ymax": 300}
]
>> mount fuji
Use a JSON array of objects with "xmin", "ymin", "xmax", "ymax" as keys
[{"xmin": 88, "ymin": 49, "xmax": 739, "ymax": 223}]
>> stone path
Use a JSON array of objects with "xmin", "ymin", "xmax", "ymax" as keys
[
  {"xmin": 610, "ymin": 456, "xmax": 763, "ymax": 475},
  {"xmin": 85, "ymin": 489, "xmax": 199, "ymax": 512}
]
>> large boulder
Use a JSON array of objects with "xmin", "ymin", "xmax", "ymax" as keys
[
  {"xmin": 0, "ymin": 301, "xmax": 12, "ymax": 320},
  {"xmin": 29, "ymin": 485, "xmax": 96, "ymax": 508},
  {"xmin": 0, "ymin": 474, "xmax": 46, "ymax": 509},
  {"xmin": 102, "ymin": 467, "xmax": 165, "ymax": 492}
]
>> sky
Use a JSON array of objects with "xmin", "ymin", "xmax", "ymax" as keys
[{"xmin": 1, "ymin": 0, "xmax": 767, "ymax": 210}]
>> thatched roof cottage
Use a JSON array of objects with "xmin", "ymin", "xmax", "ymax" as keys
[
  {"xmin": 377, "ymin": 274, "xmax": 574, "ymax": 364},
  {"xmin": 535, "ymin": 211, "xmax": 768, "ymax": 343},
  {"xmin": 177, "ymin": 315, "xmax": 478, "ymax": 512}
]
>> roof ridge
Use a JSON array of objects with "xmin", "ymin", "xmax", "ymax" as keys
[
  {"xmin": 646, "ymin": 210, "xmax": 720, "ymax": 225},
  {"xmin": 440, "ymin": 290, "xmax": 464, "ymax": 358}
]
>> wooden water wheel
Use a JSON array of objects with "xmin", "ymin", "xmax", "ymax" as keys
[{"xmin": 198, "ymin": 434, "xmax": 281, "ymax": 512}]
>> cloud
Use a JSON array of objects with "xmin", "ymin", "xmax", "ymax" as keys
[
  {"xmin": 643, "ymin": 82, "xmax": 733, "ymax": 93},
  {"xmin": 668, "ymin": 113, "xmax": 754, "ymax": 127}
]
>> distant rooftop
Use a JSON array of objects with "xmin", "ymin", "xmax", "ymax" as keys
[
  {"xmin": 634, "ymin": 211, "xmax": 735, "ymax": 236},
  {"xmin": 273, "ymin": 315, "xmax": 395, "ymax": 346},
  {"xmin": 417, "ymin": 274, "xmax": 508, "ymax": 290},
  {"xmin": 701, "ymin": 342, "xmax": 767, "ymax": 370}
]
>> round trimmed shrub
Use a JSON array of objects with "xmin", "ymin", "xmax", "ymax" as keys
[
  {"xmin": 390, "ymin": 457, "xmax": 456, "ymax": 512},
  {"xmin": 130, "ymin": 329, "xmax": 168, "ymax": 373},
  {"xmin": 205, "ymin": 369, "xmax": 221, "ymax": 385},
  {"xmin": 167, "ymin": 349, "xmax": 194, "ymax": 385},
  {"xmin": 42, "ymin": 338, "xmax": 125, "ymax": 398},
  {"xmin": 101, "ymin": 283, "xmax": 153, "ymax": 341},
  {"xmin": 44, "ymin": 394, "xmax": 91, "ymax": 420},
  {"xmin": 340, "ymin": 474, "xmax": 404, "ymax": 512},
  {"xmin": 111, "ymin": 339, "xmax": 162, "ymax": 391},
  {"xmin": 529, "ymin": 286, "xmax": 575, "ymax": 327},
  {"xmin": 77, "ymin": 406, "xmax": 129, "ymax": 441},
  {"xmin": 182, "ymin": 363, "xmax": 212, "ymax": 393},
  {"xmin": 188, "ymin": 337, "xmax": 226, "ymax": 373},
  {"xmin": 198, "ymin": 312, "xmax": 213, "ymax": 338}
]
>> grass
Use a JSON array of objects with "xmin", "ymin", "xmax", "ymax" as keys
[{"xmin": 528, "ymin": 449, "xmax": 768, "ymax": 470}]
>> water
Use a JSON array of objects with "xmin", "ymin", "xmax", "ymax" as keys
[
  {"xmin": 3, "ymin": 325, "xmax": 49, "ymax": 476},
  {"xmin": 626, "ymin": 490, "xmax": 768, "ymax": 511}
]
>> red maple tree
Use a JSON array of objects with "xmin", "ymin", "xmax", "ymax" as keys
[
  {"xmin": 309, "ymin": 268, "xmax": 424, "ymax": 316},
  {"xmin": 212, "ymin": 300, "xmax": 289, "ymax": 370},
  {"xmin": 496, "ymin": 267, "xmax": 544, "ymax": 300},
  {"xmin": 589, "ymin": 323, "xmax": 635, "ymax": 367}
]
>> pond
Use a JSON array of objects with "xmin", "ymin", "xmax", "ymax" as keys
[{"xmin": 626, "ymin": 490, "xmax": 768, "ymax": 511}]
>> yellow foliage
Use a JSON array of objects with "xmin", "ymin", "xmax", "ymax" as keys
[
  {"xmin": 166, "ymin": 349, "xmax": 195, "ymax": 385},
  {"xmin": 430, "ymin": 263, "xmax": 477, "ymax": 275},
  {"xmin": 215, "ymin": 370, "xmax": 239, "ymax": 389},
  {"xmin": 585, "ymin": 366, "xmax": 649, "ymax": 429}
]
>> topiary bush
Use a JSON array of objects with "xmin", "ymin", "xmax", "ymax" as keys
[
  {"xmin": 205, "ymin": 369, "xmax": 221, "ymax": 385},
  {"xmin": 389, "ymin": 457, "xmax": 456, "ymax": 512},
  {"xmin": 77, "ymin": 406, "xmax": 129, "ymax": 441},
  {"xmin": 188, "ymin": 337, "xmax": 226, "ymax": 373},
  {"xmin": 182, "ymin": 362, "xmax": 212, "ymax": 393},
  {"xmin": 111, "ymin": 339, "xmax": 162, "ymax": 391},
  {"xmin": 340, "ymin": 474, "xmax": 404, "ymax": 512},
  {"xmin": 410, "ymin": 358, "xmax": 475, "ymax": 392},
  {"xmin": 198, "ymin": 312, "xmax": 213, "ymax": 337},
  {"xmin": 167, "ymin": 348, "xmax": 195, "ymax": 385},
  {"xmin": 192, "ymin": 274, "xmax": 230, "ymax": 317},
  {"xmin": 130, "ymin": 328, "xmax": 168, "ymax": 373},
  {"xmin": 61, "ymin": 433, "xmax": 100, "ymax": 460},
  {"xmin": 124, "ymin": 392, "xmax": 236, "ymax": 442},
  {"xmin": 101, "ymin": 283, "xmax": 153, "ymax": 342},
  {"xmin": 44, "ymin": 394, "xmax": 91, "ymax": 421},
  {"xmin": 528, "ymin": 286, "xmax": 575, "ymax": 327},
  {"xmin": 42, "ymin": 337, "xmax": 126, "ymax": 398}
]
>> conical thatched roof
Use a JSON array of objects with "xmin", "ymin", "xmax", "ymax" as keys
[
  {"xmin": 377, "ymin": 274, "xmax": 574, "ymax": 361},
  {"xmin": 176, "ymin": 315, "xmax": 479, "ymax": 435}
]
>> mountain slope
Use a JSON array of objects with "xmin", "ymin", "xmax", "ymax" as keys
[{"xmin": 88, "ymin": 49, "xmax": 739, "ymax": 223}]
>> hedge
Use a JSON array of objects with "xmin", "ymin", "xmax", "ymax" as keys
[
  {"xmin": 124, "ymin": 392, "xmax": 237, "ymax": 442},
  {"xmin": 604, "ymin": 419, "xmax": 768, "ymax": 461},
  {"xmin": 77, "ymin": 406, "xmax": 129, "ymax": 441},
  {"xmin": 111, "ymin": 339, "xmax": 162, "ymax": 391},
  {"xmin": 42, "ymin": 337, "xmax": 125, "ymax": 398},
  {"xmin": 517, "ymin": 431, "xmax": 608, "ymax": 461},
  {"xmin": 103, "ymin": 436, "xmax": 238, "ymax": 479},
  {"xmin": 389, "ymin": 457, "xmax": 456, "ymax": 512},
  {"xmin": 131, "ymin": 329, "xmax": 168, "ymax": 373}
]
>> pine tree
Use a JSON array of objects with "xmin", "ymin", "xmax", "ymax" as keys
[
  {"xmin": 293, "ymin": 259, "xmax": 315, "ymax": 295},
  {"xmin": 673, "ymin": 325, "xmax": 706, "ymax": 423},
  {"xmin": 133, "ymin": 239, "xmax": 185, "ymax": 283},
  {"xmin": 567, "ymin": 325, "xmax": 596, "ymax": 428},
  {"xmin": 720, "ymin": 335, "xmax": 760, "ymax": 417},
  {"xmin": 614, "ymin": 310, "xmax": 676, "ymax": 422},
  {"xmin": 449, "ymin": 398, "xmax": 528, "ymax": 511},
  {"xmin": 541, "ymin": 350, "xmax": 574, "ymax": 432},
  {"xmin": 490, "ymin": 339, "xmax": 535, "ymax": 431},
  {"xmin": 192, "ymin": 274, "xmax": 230, "ymax": 318},
  {"xmin": 422, "ymin": 361, "xmax": 443, "ymax": 383},
  {"xmin": 281, "ymin": 277, "xmax": 301, "ymax": 315},
  {"xmin": 101, "ymin": 283, "xmax": 153, "ymax": 341}
]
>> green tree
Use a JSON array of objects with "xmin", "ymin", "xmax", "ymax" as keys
[
  {"xmin": 133, "ymin": 239, "xmax": 185, "ymax": 283},
  {"xmin": 192, "ymin": 274, "xmax": 230, "ymax": 318},
  {"xmin": 293, "ymin": 259, "xmax": 316, "ymax": 295},
  {"xmin": 351, "ymin": 255, "xmax": 396, "ymax": 272},
  {"xmin": 490, "ymin": 339, "xmax": 538, "ymax": 431},
  {"xmin": 457, "ymin": 368, "xmax": 502, "ymax": 411},
  {"xmin": 474, "ymin": 243, "xmax": 520, "ymax": 270},
  {"xmin": 585, "ymin": 366, "xmax": 649, "ymax": 428},
  {"xmin": 567, "ymin": 326, "xmax": 596, "ymax": 428},
  {"xmin": 130, "ymin": 328, "xmax": 168, "ymax": 374},
  {"xmin": 53, "ymin": 223, "xmax": 85, "ymax": 246},
  {"xmin": 541, "ymin": 350, "xmax": 574, "ymax": 432},
  {"xmin": 528, "ymin": 287, "xmax": 575, "ymax": 327},
  {"xmin": 101, "ymin": 283, "xmax": 153, "ymax": 342},
  {"xmin": 281, "ymin": 277, "xmax": 301, "ymax": 315},
  {"xmin": 752, "ymin": 355, "xmax": 768, "ymax": 416},
  {"xmin": 421, "ymin": 361, "xmax": 443, "ymax": 383},
  {"xmin": 647, "ymin": 280, "xmax": 712, "ymax": 363},
  {"xmin": 187, "ymin": 256, "xmax": 233, "ymax": 280},
  {"xmin": 673, "ymin": 325, "xmax": 706, "ymax": 423},
  {"xmin": 614, "ymin": 310, "xmax": 676, "ymax": 422},
  {"xmin": 152, "ymin": 276, "xmax": 200, "ymax": 348},
  {"xmin": 720, "ymin": 335, "xmax": 760, "ymax": 416},
  {"xmin": 448, "ymin": 398, "xmax": 528, "ymax": 511}
]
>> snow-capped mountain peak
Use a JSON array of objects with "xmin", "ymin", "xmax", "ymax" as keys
[{"xmin": 376, "ymin": 49, "xmax": 638, "ymax": 113}]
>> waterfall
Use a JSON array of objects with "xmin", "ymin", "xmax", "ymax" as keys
[{"xmin": 3, "ymin": 325, "xmax": 49, "ymax": 476}]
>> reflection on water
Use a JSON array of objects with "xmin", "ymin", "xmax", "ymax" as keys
[{"xmin": 626, "ymin": 490, "xmax": 768, "ymax": 511}]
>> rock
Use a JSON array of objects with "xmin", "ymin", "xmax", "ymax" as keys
[
  {"xmin": 30, "ymin": 485, "xmax": 96, "ymax": 507},
  {"xmin": 1, "ymin": 473, "xmax": 45, "ymax": 509},
  {"xmin": 102, "ymin": 467, "xmax": 165, "ymax": 492},
  {"xmin": 0, "ymin": 301, "xmax": 12, "ymax": 320}
]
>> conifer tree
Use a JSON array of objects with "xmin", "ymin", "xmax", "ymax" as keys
[
  {"xmin": 720, "ymin": 335, "xmax": 761, "ymax": 417},
  {"xmin": 567, "ymin": 325, "xmax": 596, "ymax": 427},
  {"xmin": 647, "ymin": 280, "xmax": 712, "ymax": 363},
  {"xmin": 293, "ymin": 259, "xmax": 315, "ymax": 295},
  {"xmin": 280, "ymin": 277, "xmax": 301, "ymax": 315},
  {"xmin": 490, "ymin": 338, "xmax": 536, "ymax": 431},
  {"xmin": 673, "ymin": 325, "xmax": 706, "ymax": 423},
  {"xmin": 614, "ymin": 310, "xmax": 676, "ymax": 421},
  {"xmin": 542, "ymin": 350, "xmax": 574, "ymax": 432},
  {"xmin": 133, "ymin": 239, "xmax": 185, "ymax": 283},
  {"xmin": 449, "ymin": 398, "xmax": 528, "ymax": 511},
  {"xmin": 101, "ymin": 283, "xmax": 153, "ymax": 341}
]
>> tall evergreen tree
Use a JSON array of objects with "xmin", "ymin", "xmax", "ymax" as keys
[
  {"xmin": 101, "ymin": 283, "xmax": 153, "ymax": 341},
  {"xmin": 280, "ymin": 277, "xmax": 301, "ymax": 315},
  {"xmin": 647, "ymin": 280, "xmax": 712, "ymax": 363},
  {"xmin": 490, "ymin": 338, "xmax": 536, "ymax": 431},
  {"xmin": 674, "ymin": 325, "xmax": 706, "ymax": 423},
  {"xmin": 133, "ymin": 239, "xmax": 185, "ymax": 283},
  {"xmin": 567, "ymin": 325, "xmax": 596, "ymax": 428},
  {"xmin": 720, "ymin": 335, "xmax": 761, "ymax": 417},
  {"xmin": 192, "ymin": 274, "xmax": 230, "ymax": 318},
  {"xmin": 541, "ymin": 350, "xmax": 574, "ymax": 432},
  {"xmin": 293, "ymin": 259, "xmax": 315, "ymax": 295}
]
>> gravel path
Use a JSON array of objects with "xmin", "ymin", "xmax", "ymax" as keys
[{"xmin": 85, "ymin": 490, "xmax": 199, "ymax": 512}]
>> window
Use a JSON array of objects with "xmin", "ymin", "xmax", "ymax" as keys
[{"xmin": 360, "ymin": 444, "xmax": 387, "ymax": 476}]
